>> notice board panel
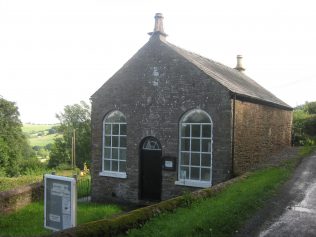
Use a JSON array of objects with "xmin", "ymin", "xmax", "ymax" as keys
[{"xmin": 44, "ymin": 174, "xmax": 77, "ymax": 231}]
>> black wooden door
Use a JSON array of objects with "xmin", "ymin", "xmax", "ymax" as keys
[{"xmin": 140, "ymin": 137, "xmax": 162, "ymax": 201}]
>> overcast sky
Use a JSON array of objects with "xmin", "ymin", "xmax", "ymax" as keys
[{"xmin": 1, "ymin": 0, "xmax": 316, "ymax": 124}]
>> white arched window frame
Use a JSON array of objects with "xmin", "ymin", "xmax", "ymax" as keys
[
  {"xmin": 99, "ymin": 110, "xmax": 127, "ymax": 179},
  {"xmin": 175, "ymin": 109, "xmax": 213, "ymax": 188}
]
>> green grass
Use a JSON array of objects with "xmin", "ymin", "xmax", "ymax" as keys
[
  {"xmin": 124, "ymin": 146, "xmax": 316, "ymax": 237},
  {"xmin": 22, "ymin": 124, "xmax": 57, "ymax": 135},
  {"xmin": 22, "ymin": 123, "xmax": 61, "ymax": 147},
  {"xmin": 28, "ymin": 133, "xmax": 62, "ymax": 147},
  {"xmin": 0, "ymin": 175, "xmax": 43, "ymax": 192},
  {"xmin": 0, "ymin": 202, "xmax": 121, "ymax": 237},
  {"xmin": 0, "ymin": 170, "xmax": 85, "ymax": 192}
]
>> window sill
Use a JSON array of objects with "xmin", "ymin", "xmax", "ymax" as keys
[
  {"xmin": 175, "ymin": 180, "xmax": 212, "ymax": 188},
  {"xmin": 99, "ymin": 171, "xmax": 127, "ymax": 179}
]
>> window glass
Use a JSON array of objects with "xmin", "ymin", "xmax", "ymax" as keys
[
  {"xmin": 181, "ymin": 124, "xmax": 190, "ymax": 137},
  {"xmin": 179, "ymin": 109, "xmax": 212, "ymax": 184},
  {"xmin": 120, "ymin": 149, "xmax": 126, "ymax": 160},
  {"xmin": 120, "ymin": 124, "xmax": 127, "ymax": 135},
  {"xmin": 105, "ymin": 125, "xmax": 111, "ymax": 135},
  {"xmin": 191, "ymin": 153, "xmax": 200, "ymax": 166},
  {"xmin": 106, "ymin": 111, "xmax": 126, "ymax": 123},
  {"xmin": 191, "ymin": 139, "xmax": 200, "ymax": 152},
  {"xmin": 104, "ymin": 148, "xmax": 111, "ymax": 158},
  {"xmin": 201, "ymin": 168, "xmax": 210, "ymax": 181},
  {"xmin": 180, "ymin": 167, "xmax": 189, "ymax": 179},
  {"xmin": 112, "ymin": 136, "xmax": 119, "ymax": 147},
  {"xmin": 202, "ymin": 139, "xmax": 212, "ymax": 152},
  {"xmin": 191, "ymin": 125, "xmax": 201, "ymax": 137},
  {"xmin": 112, "ymin": 161, "xmax": 118, "ymax": 172},
  {"xmin": 182, "ymin": 110, "xmax": 211, "ymax": 123},
  {"xmin": 202, "ymin": 125, "xmax": 211, "ymax": 137},
  {"xmin": 201, "ymin": 153, "xmax": 211, "ymax": 166},
  {"xmin": 112, "ymin": 124, "xmax": 119, "ymax": 135},
  {"xmin": 105, "ymin": 136, "xmax": 111, "ymax": 147},
  {"xmin": 112, "ymin": 148, "xmax": 119, "ymax": 160},
  {"xmin": 119, "ymin": 161, "xmax": 126, "ymax": 172},
  {"xmin": 103, "ymin": 111, "xmax": 127, "ymax": 174},
  {"xmin": 120, "ymin": 137, "xmax": 126, "ymax": 147},
  {"xmin": 181, "ymin": 138, "xmax": 190, "ymax": 151},
  {"xmin": 104, "ymin": 160, "xmax": 110, "ymax": 170},
  {"xmin": 181, "ymin": 152, "xmax": 190, "ymax": 165},
  {"xmin": 191, "ymin": 167, "xmax": 200, "ymax": 180}
]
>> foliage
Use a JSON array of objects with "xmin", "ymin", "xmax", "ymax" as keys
[
  {"xmin": 0, "ymin": 202, "xmax": 121, "ymax": 237},
  {"xmin": 304, "ymin": 101, "xmax": 316, "ymax": 114},
  {"xmin": 28, "ymin": 133, "xmax": 61, "ymax": 147},
  {"xmin": 292, "ymin": 101, "xmax": 316, "ymax": 146},
  {"xmin": 0, "ymin": 97, "xmax": 34, "ymax": 177},
  {"xmin": 0, "ymin": 175, "xmax": 44, "ymax": 192},
  {"xmin": 51, "ymin": 101, "xmax": 91, "ymax": 169},
  {"xmin": 18, "ymin": 157, "xmax": 47, "ymax": 175},
  {"xmin": 48, "ymin": 138, "xmax": 70, "ymax": 168}
]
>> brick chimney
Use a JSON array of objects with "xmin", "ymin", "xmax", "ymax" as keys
[
  {"xmin": 148, "ymin": 13, "xmax": 168, "ymax": 39},
  {"xmin": 234, "ymin": 55, "xmax": 245, "ymax": 72}
]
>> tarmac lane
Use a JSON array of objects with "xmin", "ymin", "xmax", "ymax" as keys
[
  {"xmin": 235, "ymin": 151, "xmax": 316, "ymax": 237},
  {"xmin": 259, "ymin": 153, "xmax": 316, "ymax": 237}
]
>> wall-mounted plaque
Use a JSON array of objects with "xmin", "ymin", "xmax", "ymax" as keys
[{"xmin": 162, "ymin": 156, "xmax": 176, "ymax": 171}]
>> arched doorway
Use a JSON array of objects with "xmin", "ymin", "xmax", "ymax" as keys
[{"xmin": 139, "ymin": 137, "xmax": 162, "ymax": 201}]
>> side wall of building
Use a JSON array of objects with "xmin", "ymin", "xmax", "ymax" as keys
[{"xmin": 233, "ymin": 100, "xmax": 293, "ymax": 175}]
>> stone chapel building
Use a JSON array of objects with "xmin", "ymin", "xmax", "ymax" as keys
[{"xmin": 91, "ymin": 13, "xmax": 292, "ymax": 203}]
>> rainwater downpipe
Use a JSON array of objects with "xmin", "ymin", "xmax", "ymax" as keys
[{"xmin": 232, "ymin": 94, "xmax": 236, "ymax": 177}]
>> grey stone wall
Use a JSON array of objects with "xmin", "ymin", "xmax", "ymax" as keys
[
  {"xmin": 233, "ymin": 100, "xmax": 293, "ymax": 175},
  {"xmin": 91, "ymin": 36, "xmax": 233, "ymax": 203}
]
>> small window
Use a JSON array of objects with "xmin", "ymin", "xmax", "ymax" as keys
[
  {"xmin": 100, "ymin": 111, "xmax": 127, "ymax": 178},
  {"xmin": 176, "ymin": 109, "xmax": 213, "ymax": 188}
]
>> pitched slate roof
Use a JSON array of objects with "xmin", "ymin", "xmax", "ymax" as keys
[{"xmin": 164, "ymin": 41, "xmax": 292, "ymax": 110}]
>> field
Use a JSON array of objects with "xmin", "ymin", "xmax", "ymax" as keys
[
  {"xmin": 28, "ymin": 133, "xmax": 61, "ymax": 147},
  {"xmin": 22, "ymin": 124, "xmax": 56, "ymax": 134},
  {"xmin": 22, "ymin": 123, "xmax": 61, "ymax": 147}
]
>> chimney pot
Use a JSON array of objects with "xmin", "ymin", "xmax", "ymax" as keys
[
  {"xmin": 235, "ymin": 55, "xmax": 245, "ymax": 72},
  {"xmin": 148, "ymin": 13, "xmax": 168, "ymax": 38}
]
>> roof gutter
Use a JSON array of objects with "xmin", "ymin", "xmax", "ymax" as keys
[{"xmin": 233, "ymin": 93, "xmax": 293, "ymax": 111}]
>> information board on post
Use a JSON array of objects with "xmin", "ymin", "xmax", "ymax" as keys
[{"xmin": 44, "ymin": 174, "xmax": 77, "ymax": 231}]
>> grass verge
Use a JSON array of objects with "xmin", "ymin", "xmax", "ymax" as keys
[
  {"xmin": 124, "ymin": 146, "xmax": 316, "ymax": 237},
  {"xmin": 0, "ymin": 171, "xmax": 88, "ymax": 192},
  {"xmin": 0, "ymin": 175, "xmax": 43, "ymax": 192},
  {"xmin": 0, "ymin": 202, "xmax": 121, "ymax": 237}
]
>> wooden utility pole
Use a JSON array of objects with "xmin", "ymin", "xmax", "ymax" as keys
[
  {"xmin": 73, "ymin": 129, "xmax": 76, "ymax": 169},
  {"xmin": 71, "ymin": 129, "xmax": 76, "ymax": 170}
]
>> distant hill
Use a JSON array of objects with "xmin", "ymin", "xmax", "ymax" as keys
[{"xmin": 22, "ymin": 123, "xmax": 61, "ymax": 147}]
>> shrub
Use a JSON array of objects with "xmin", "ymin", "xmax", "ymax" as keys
[{"xmin": 19, "ymin": 157, "xmax": 46, "ymax": 175}]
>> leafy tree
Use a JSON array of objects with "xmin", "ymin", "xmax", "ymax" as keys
[
  {"xmin": 304, "ymin": 101, "xmax": 316, "ymax": 114},
  {"xmin": 293, "ymin": 101, "xmax": 316, "ymax": 145},
  {"xmin": 49, "ymin": 101, "xmax": 91, "ymax": 169},
  {"xmin": 0, "ymin": 97, "xmax": 33, "ymax": 176},
  {"xmin": 48, "ymin": 138, "xmax": 70, "ymax": 168},
  {"xmin": 48, "ymin": 128, "xmax": 57, "ymax": 134}
]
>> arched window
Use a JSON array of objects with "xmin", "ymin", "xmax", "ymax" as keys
[
  {"xmin": 100, "ymin": 110, "xmax": 127, "ymax": 178},
  {"xmin": 176, "ymin": 109, "xmax": 213, "ymax": 187}
]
